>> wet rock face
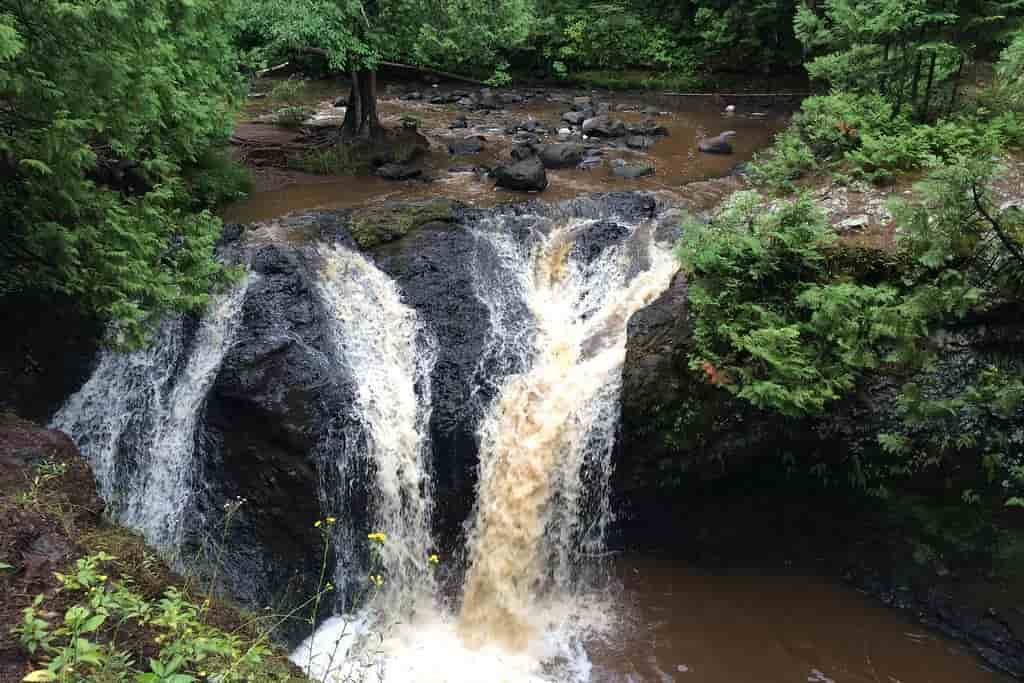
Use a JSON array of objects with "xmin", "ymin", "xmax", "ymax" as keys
[
  {"xmin": 582, "ymin": 115, "xmax": 628, "ymax": 138},
  {"xmin": 372, "ymin": 223, "xmax": 494, "ymax": 538},
  {"xmin": 698, "ymin": 131, "xmax": 737, "ymax": 154},
  {"xmin": 617, "ymin": 285, "xmax": 1024, "ymax": 676},
  {"xmin": 197, "ymin": 244, "xmax": 340, "ymax": 639},
  {"xmin": 349, "ymin": 198, "xmax": 462, "ymax": 249},
  {"xmin": 0, "ymin": 296, "xmax": 100, "ymax": 423}
]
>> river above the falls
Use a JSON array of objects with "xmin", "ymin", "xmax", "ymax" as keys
[{"xmin": 222, "ymin": 81, "xmax": 790, "ymax": 224}]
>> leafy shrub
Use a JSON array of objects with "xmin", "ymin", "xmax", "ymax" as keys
[
  {"xmin": 752, "ymin": 92, "xmax": 1020, "ymax": 188},
  {"xmin": 185, "ymin": 149, "xmax": 253, "ymax": 209},
  {"xmin": 676, "ymin": 191, "xmax": 910, "ymax": 416},
  {"xmin": 747, "ymin": 127, "xmax": 817, "ymax": 191},
  {"xmin": 14, "ymin": 553, "xmax": 296, "ymax": 683},
  {"xmin": 268, "ymin": 80, "xmax": 310, "ymax": 128},
  {"xmin": 569, "ymin": 69, "xmax": 702, "ymax": 92}
]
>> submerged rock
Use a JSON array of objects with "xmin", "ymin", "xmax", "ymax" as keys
[
  {"xmin": 447, "ymin": 137, "xmax": 486, "ymax": 156},
  {"xmin": 698, "ymin": 130, "xmax": 737, "ymax": 154},
  {"xmin": 611, "ymin": 161, "xmax": 654, "ymax": 178},
  {"xmin": 625, "ymin": 135, "xmax": 654, "ymax": 150},
  {"xmin": 561, "ymin": 111, "xmax": 587, "ymax": 126}
]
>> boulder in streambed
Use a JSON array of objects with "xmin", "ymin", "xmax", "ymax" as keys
[
  {"xmin": 625, "ymin": 135, "xmax": 654, "ymax": 150},
  {"xmin": 511, "ymin": 143, "xmax": 537, "ymax": 161},
  {"xmin": 537, "ymin": 143, "xmax": 586, "ymax": 169},
  {"xmin": 698, "ymin": 130, "xmax": 737, "ymax": 154},
  {"xmin": 582, "ymin": 115, "xmax": 628, "ymax": 138},
  {"xmin": 493, "ymin": 155, "xmax": 548, "ymax": 192},
  {"xmin": 561, "ymin": 111, "xmax": 588, "ymax": 126},
  {"xmin": 375, "ymin": 163, "xmax": 422, "ymax": 181},
  {"xmin": 447, "ymin": 137, "xmax": 486, "ymax": 156}
]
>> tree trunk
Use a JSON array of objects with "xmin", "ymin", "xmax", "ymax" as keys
[
  {"xmin": 908, "ymin": 49, "xmax": 923, "ymax": 121},
  {"xmin": 919, "ymin": 51, "xmax": 937, "ymax": 122},
  {"xmin": 948, "ymin": 54, "xmax": 965, "ymax": 114},
  {"xmin": 341, "ymin": 70, "xmax": 382, "ymax": 140}
]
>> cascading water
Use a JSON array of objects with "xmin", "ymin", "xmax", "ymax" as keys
[
  {"xmin": 290, "ymin": 243, "xmax": 440, "ymax": 680},
  {"xmin": 319, "ymin": 244, "xmax": 438, "ymax": 598},
  {"xmin": 296, "ymin": 212, "xmax": 677, "ymax": 682},
  {"xmin": 459, "ymin": 216, "xmax": 677, "ymax": 652},
  {"xmin": 52, "ymin": 273, "xmax": 251, "ymax": 552},
  {"xmin": 52, "ymin": 205, "xmax": 677, "ymax": 683}
]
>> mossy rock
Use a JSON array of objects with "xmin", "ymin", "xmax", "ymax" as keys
[{"xmin": 349, "ymin": 198, "xmax": 463, "ymax": 249}]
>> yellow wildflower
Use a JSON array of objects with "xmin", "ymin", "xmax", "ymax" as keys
[
  {"xmin": 428, "ymin": 554, "xmax": 440, "ymax": 565},
  {"xmin": 314, "ymin": 520, "xmax": 322, "ymax": 528},
  {"xmin": 325, "ymin": 516, "xmax": 337, "ymax": 525},
  {"xmin": 367, "ymin": 532, "xmax": 387, "ymax": 544}
]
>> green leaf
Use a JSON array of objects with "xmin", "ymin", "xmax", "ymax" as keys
[
  {"xmin": 22, "ymin": 671, "xmax": 57, "ymax": 682},
  {"xmin": 82, "ymin": 613, "xmax": 107, "ymax": 633},
  {"xmin": 18, "ymin": 159, "xmax": 52, "ymax": 176}
]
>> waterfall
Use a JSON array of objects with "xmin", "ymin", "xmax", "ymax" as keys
[
  {"xmin": 52, "ymin": 203, "xmax": 677, "ymax": 683},
  {"xmin": 296, "ymin": 211, "xmax": 677, "ymax": 683},
  {"xmin": 52, "ymin": 274, "xmax": 251, "ymax": 552},
  {"xmin": 459, "ymin": 216, "xmax": 678, "ymax": 650},
  {"xmin": 313, "ymin": 244, "xmax": 438, "ymax": 610}
]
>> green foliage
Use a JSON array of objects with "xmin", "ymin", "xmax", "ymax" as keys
[
  {"xmin": 267, "ymin": 79, "xmax": 309, "ymax": 128},
  {"xmin": 747, "ymin": 127, "xmax": 817, "ymax": 190},
  {"xmin": 751, "ymin": 92, "xmax": 1022, "ymax": 188},
  {"xmin": 795, "ymin": 0, "xmax": 1024, "ymax": 122},
  {"xmin": 240, "ymin": 0, "xmax": 534, "ymax": 82},
  {"xmin": 878, "ymin": 157, "xmax": 1024, "ymax": 505},
  {"xmin": 13, "ymin": 554, "xmax": 294, "ymax": 683},
  {"xmin": 556, "ymin": 2, "xmax": 696, "ymax": 73},
  {"xmin": 569, "ymin": 70, "xmax": 702, "ymax": 92},
  {"xmin": 677, "ymin": 191, "xmax": 910, "ymax": 416},
  {"xmin": 989, "ymin": 29, "xmax": 1024, "ymax": 113},
  {"xmin": 1, "ymin": 0, "xmax": 244, "ymax": 347},
  {"xmin": 683, "ymin": 157, "xmax": 1024, "ymax": 508},
  {"xmin": 184, "ymin": 149, "xmax": 253, "ymax": 210}
]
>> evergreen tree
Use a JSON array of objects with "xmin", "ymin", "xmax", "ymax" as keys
[
  {"xmin": 0, "ymin": 0, "xmax": 244, "ymax": 346},
  {"xmin": 795, "ymin": 0, "xmax": 1024, "ymax": 120}
]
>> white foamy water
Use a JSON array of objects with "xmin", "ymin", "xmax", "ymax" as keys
[
  {"xmin": 295, "ymin": 214, "xmax": 677, "ymax": 682},
  {"xmin": 293, "ymin": 595, "xmax": 612, "ymax": 683},
  {"xmin": 314, "ymin": 244, "xmax": 438, "ymax": 614},
  {"xmin": 52, "ymin": 274, "xmax": 251, "ymax": 551}
]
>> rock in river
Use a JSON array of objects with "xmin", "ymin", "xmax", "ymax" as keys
[
  {"xmin": 537, "ymin": 143, "xmax": 586, "ymax": 169},
  {"xmin": 493, "ymin": 155, "xmax": 548, "ymax": 192}
]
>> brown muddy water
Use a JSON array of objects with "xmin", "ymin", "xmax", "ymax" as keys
[
  {"xmin": 590, "ymin": 557, "xmax": 1010, "ymax": 683},
  {"xmin": 223, "ymin": 83, "xmax": 787, "ymax": 224}
]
